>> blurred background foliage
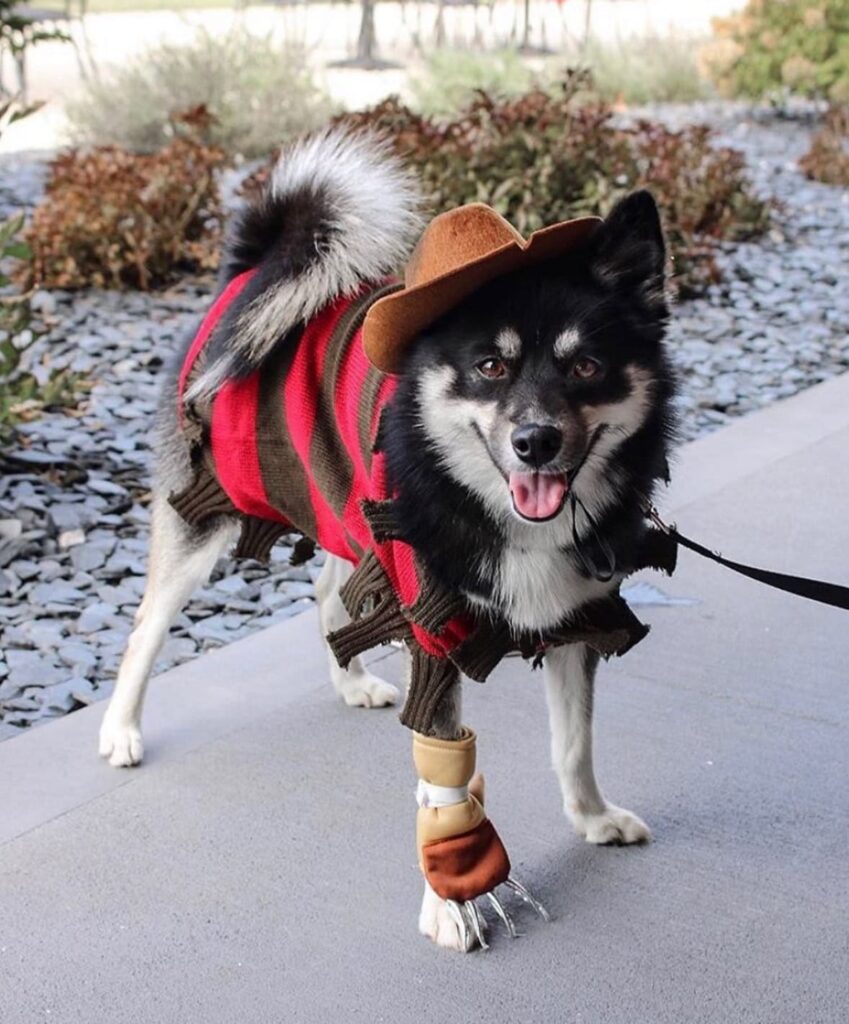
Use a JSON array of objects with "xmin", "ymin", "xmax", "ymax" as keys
[
  {"xmin": 65, "ymin": 26, "xmax": 335, "ymax": 155},
  {"xmin": 705, "ymin": 0, "xmax": 849, "ymax": 102},
  {"xmin": 799, "ymin": 103, "xmax": 849, "ymax": 184},
  {"xmin": 1, "ymin": 101, "xmax": 83, "ymax": 440},
  {"xmin": 3, "ymin": 1, "xmax": 847, "ymax": 306}
]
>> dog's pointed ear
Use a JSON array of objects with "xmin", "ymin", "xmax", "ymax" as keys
[{"xmin": 589, "ymin": 190, "xmax": 667, "ymax": 311}]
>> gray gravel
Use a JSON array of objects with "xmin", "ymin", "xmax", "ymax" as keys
[
  {"xmin": 1, "ymin": 107, "xmax": 848, "ymax": 735},
  {"xmin": 660, "ymin": 105, "xmax": 849, "ymax": 434}
]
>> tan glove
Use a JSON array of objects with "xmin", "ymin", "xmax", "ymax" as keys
[{"xmin": 413, "ymin": 728, "xmax": 510, "ymax": 902}]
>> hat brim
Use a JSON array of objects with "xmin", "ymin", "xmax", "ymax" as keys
[{"xmin": 362, "ymin": 215, "xmax": 602, "ymax": 373}]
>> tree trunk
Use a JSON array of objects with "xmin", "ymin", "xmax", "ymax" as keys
[
  {"xmin": 522, "ymin": 0, "xmax": 531, "ymax": 51},
  {"xmin": 357, "ymin": 0, "xmax": 376, "ymax": 63},
  {"xmin": 582, "ymin": 0, "xmax": 593, "ymax": 50},
  {"xmin": 434, "ymin": 0, "xmax": 445, "ymax": 48}
]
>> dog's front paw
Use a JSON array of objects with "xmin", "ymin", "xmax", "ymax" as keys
[
  {"xmin": 569, "ymin": 803, "xmax": 651, "ymax": 845},
  {"xmin": 99, "ymin": 717, "xmax": 144, "ymax": 767},
  {"xmin": 418, "ymin": 883, "xmax": 476, "ymax": 952},
  {"xmin": 337, "ymin": 672, "xmax": 399, "ymax": 709}
]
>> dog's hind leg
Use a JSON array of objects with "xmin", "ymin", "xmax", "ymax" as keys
[
  {"xmin": 315, "ymin": 553, "xmax": 399, "ymax": 708},
  {"xmin": 544, "ymin": 643, "xmax": 650, "ymax": 844},
  {"xmin": 98, "ymin": 497, "xmax": 238, "ymax": 767}
]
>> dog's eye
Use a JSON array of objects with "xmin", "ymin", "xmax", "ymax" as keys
[
  {"xmin": 477, "ymin": 358, "xmax": 508, "ymax": 380},
  {"xmin": 573, "ymin": 357, "xmax": 602, "ymax": 380}
]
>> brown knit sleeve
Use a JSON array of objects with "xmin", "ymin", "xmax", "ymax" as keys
[
  {"xmin": 169, "ymin": 463, "xmax": 237, "ymax": 524},
  {"xmin": 399, "ymin": 646, "xmax": 461, "ymax": 734},
  {"xmin": 326, "ymin": 552, "xmax": 413, "ymax": 668},
  {"xmin": 169, "ymin": 463, "xmax": 292, "ymax": 564}
]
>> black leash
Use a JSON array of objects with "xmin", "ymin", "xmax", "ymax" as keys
[
  {"xmin": 567, "ymin": 435, "xmax": 849, "ymax": 610},
  {"xmin": 570, "ymin": 491, "xmax": 617, "ymax": 583},
  {"xmin": 567, "ymin": 425, "xmax": 621, "ymax": 583},
  {"xmin": 645, "ymin": 505, "xmax": 849, "ymax": 612}
]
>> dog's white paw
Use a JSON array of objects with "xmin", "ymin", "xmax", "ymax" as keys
[
  {"xmin": 99, "ymin": 717, "xmax": 144, "ymax": 767},
  {"xmin": 418, "ymin": 883, "xmax": 475, "ymax": 952},
  {"xmin": 570, "ymin": 803, "xmax": 651, "ymax": 845},
  {"xmin": 337, "ymin": 673, "xmax": 399, "ymax": 709}
]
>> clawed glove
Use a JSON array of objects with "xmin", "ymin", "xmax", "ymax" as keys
[{"xmin": 413, "ymin": 727, "xmax": 549, "ymax": 948}]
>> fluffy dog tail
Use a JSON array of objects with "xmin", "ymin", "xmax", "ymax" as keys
[{"xmin": 186, "ymin": 128, "xmax": 424, "ymax": 401}]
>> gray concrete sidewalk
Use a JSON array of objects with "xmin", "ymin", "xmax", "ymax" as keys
[{"xmin": 2, "ymin": 375, "xmax": 849, "ymax": 1024}]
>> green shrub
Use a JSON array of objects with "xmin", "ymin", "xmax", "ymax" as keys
[
  {"xmin": 799, "ymin": 105, "xmax": 849, "ymax": 183},
  {"xmin": 409, "ymin": 37, "xmax": 710, "ymax": 118},
  {"xmin": 707, "ymin": 0, "xmax": 849, "ymax": 102},
  {"xmin": 576, "ymin": 33, "xmax": 712, "ymax": 106},
  {"xmin": 0, "ymin": 214, "xmax": 84, "ymax": 442},
  {"xmin": 336, "ymin": 75, "xmax": 770, "ymax": 295},
  {"xmin": 409, "ymin": 49, "xmax": 539, "ymax": 116},
  {"xmin": 65, "ymin": 26, "xmax": 335, "ymax": 157},
  {"xmin": 1, "ymin": 99, "xmax": 85, "ymax": 442},
  {"xmin": 25, "ymin": 123, "xmax": 225, "ymax": 290}
]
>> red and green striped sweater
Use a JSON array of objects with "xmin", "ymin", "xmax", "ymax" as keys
[{"xmin": 171, "ymin": 273, "xmax": 670, "ymax": 732}]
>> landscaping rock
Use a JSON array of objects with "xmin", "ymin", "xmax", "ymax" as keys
[
  {"xmin": 4, "ymin": 650, "xmax": 64, "ymax": 688},
  {"xmin": 58, "ymin": 529, "xmax": 86, "ymax": 549},
  {"xmin": 75, "ymin": 602, "xmax": 121, "ymax": 634}
]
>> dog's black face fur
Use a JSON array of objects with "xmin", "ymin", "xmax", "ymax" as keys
[{"xmin": 381, "ymin": 191, "xmax": 678, "ymax": 613}]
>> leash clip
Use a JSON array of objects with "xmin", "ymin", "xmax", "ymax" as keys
[{"xmin": 645, "ymin": 503, "xmax": 675, "ymax": 536}]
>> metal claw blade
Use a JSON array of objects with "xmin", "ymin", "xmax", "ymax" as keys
[
  {"xmin": 445, "ymin": 899, "xmax": 472, "ymax": 951},
  {"xmin": 465, "ymin": 899, "xmax": 490, "ymax": 950},
  {"xmin": 504, "ymin": 876, "xmax": 551, "ymax": 922},
  {"xmin": 486, "ymin": 891, "xmax": 519, "ymax": 938}
]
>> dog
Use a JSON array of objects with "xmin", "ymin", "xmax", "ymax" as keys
[{"xmin": 98, "ymin": 128, "xmax": 677, "ymax": 952}]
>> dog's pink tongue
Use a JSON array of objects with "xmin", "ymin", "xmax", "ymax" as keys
[{"xmin": 509, "ymin": 472, "xmax": 568, "ymax": 520}]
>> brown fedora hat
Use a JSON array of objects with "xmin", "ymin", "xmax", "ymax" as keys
[{"xmin": 362, "ymin": 202, "xmax": 602, "ymax": 373}]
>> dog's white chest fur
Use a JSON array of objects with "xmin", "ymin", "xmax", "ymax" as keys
[{"xmin": 477, "ymin": 543, "xmax": 612, "ymax": 633}]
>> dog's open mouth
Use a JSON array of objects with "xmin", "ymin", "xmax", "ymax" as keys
[{"xmin": 508, "ymin": 471, "xmax": 569, "ymax": 522}]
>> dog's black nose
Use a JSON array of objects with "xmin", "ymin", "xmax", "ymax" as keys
[{"xmin": 511, "ymin": 423, "xmax": 563, "ymax": 467}]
